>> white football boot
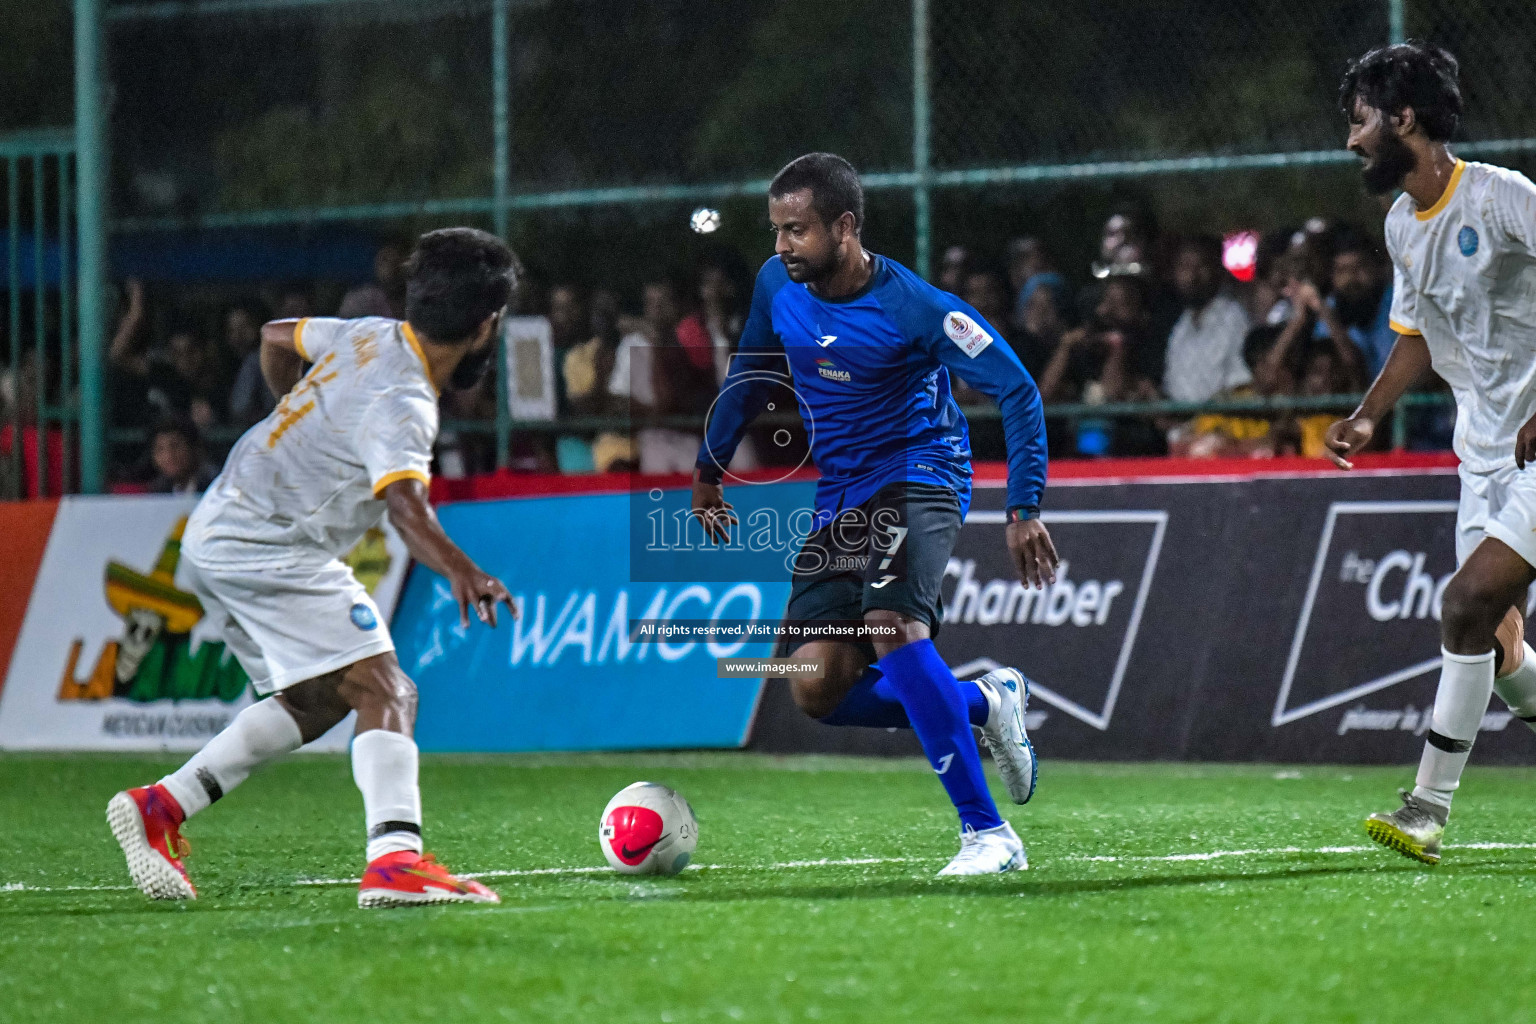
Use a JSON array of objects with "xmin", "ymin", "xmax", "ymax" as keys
[
  {"xmin": 937, "ymin": 821, "xmax": 1028, "ymax": 876},
  {"xmin": 1364, "ymin": 789, "xmax": 1448, "ymax": 865},
  {"xmin": 975, "ymin": 668, "xmax": 1038, "ymax": 804}
]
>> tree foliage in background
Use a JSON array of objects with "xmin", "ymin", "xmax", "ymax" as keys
[
  {"xmin": 4, "ymin": 0, "xmax": 1534, "ymax": 292},
  {"xmin": 0, "ymin": 0, "xmax": 72, "ymax": 134},
  {"xmin": 690, "ymin": 0, "xmax": 910, "ymax": 177}
]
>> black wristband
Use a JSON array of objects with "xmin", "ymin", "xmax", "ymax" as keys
[
  {"xmin": 695, "ymin": 460, "xmax": 724, "ymax": 485},
  {"xmin": 1005, "ymin": 505, "xmax": 1040, "ymax": 523}
]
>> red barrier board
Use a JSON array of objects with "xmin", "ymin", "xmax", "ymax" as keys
[
  {"xmin": 0, "ymin": 500, "xmax": 59, "ymax": 696},
  {"xmin": 429, "ymin": 451, "xmax": 1460, "ymax": 503}
]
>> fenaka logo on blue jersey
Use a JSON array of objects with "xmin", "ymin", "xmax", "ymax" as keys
[
  {"xmin": 1458, "ymin": 225, "xmax": 1479, "ymax": 256},
  {"xmin": 816, "ymin": 357, "xmax": 851, "ymax": 383},
  {"xmin": 350, "ymin": 603, "xmax": 379, "ymax": 630}
]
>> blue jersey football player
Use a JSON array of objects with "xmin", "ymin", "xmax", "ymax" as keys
[{"xmin": 693, "ymin": 153, "xmax": 1059, "ymax": 875}]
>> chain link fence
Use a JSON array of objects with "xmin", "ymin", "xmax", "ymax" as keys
[
  {"xmin": 98, "ymin": 0, "xmax": 1536, "ymax": 252},
  {"xmin": 930, "ymin": 0, "xmax": 1391, "ymax": 168},
  {"xmin": 18, "ymin": 0, "xmax": 1536, "ymax": 490}
]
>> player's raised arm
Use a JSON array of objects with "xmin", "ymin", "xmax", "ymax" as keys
[
  {"xmin": 382, "ymin": 477, "xmax": 516, "ymax": 628},
  {"xmin": 920, "ymin": 302, "xmax": 1058, "ymax": 589},
  {"xmin": 692, "ymin": 258, "xmax": 791, "ymax": 544},
  {"xmin": 360, "ymin": 376, "xmax": 515, "ymax": 628},
  {"xmin": 1484, "ymin": 172, "xmax": 1536, "ymax": 466},
  {"xmin": 258, "ymin": 317, "xmax": 309, "ymax": 398}
]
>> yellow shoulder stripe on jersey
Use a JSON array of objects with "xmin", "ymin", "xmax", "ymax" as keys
[
  {"xmin": 372, "ymin": 469, "xmax": 431, "ymax": 497},
  {"xmin": 1414, "ymin": 159, "xmax": 1466, "ymax": 221},
  {"xmin": 1389, "ymin": 319, "xmax": 1423, "ymax": 336},
  {"xmin": 401, "ymin": 323, "xmax": 439, "ymax": 396},
  {"xmin": 293, "ymin": 317, "xmax": 311, "ymax": 360}
]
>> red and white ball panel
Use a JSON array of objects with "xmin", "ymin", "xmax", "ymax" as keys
[{"xmin": 598, "ymin": 781, "xmax": 699, "ymax": 876}]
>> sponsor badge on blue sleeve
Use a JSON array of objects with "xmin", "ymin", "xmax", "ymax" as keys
[{"xmin": 943, "ymin": 311, "xmax": 993, "ymax": 357}]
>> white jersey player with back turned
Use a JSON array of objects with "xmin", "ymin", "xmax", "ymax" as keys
[
  {"xmin": 107, "ymin": 228, "xmax": 521, "ymax": 907},
  {"xmin": 1328, "ymin": 43, "xmax": 1536, "ymax": 865}
]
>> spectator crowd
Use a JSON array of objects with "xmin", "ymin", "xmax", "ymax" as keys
[{"xmin": 1, "ymin": 206, "xmax": 1454, "ymax": 495}]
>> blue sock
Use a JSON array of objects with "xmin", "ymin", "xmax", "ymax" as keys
[
  {"xmin": 818, "ymin": 667, "xmax": 910, "ymax": 728},
  {"xmin": 875, "ymin": 639, "xmax": 1003, "ymax": 831},
  {"xmin": 819, "ymin": 668, "xmax": 991, "ymax": 729},
  {"xmin": 959, "ymin": 680, "xmax": 990, "ymax": 727}
]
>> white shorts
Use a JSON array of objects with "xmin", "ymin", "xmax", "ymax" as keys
[
  {"xmin": 1456, "ymin": 462, "xmax": 1536, "ymax": 569},
  {"xmin": 182, "ymin": 555, "xmax": 395, "ymax": 696}
]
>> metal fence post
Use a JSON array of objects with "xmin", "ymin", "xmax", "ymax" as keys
[
  {"xmin": 34, "ymin": 160, "xmax": 48, "ymax": 496},
  {"xmin": 492, "ymin": 0, "xmax": 512, "ymax": 468},
  {"xmin": 74, "ymin": 0, "xmax": 107, "ymax": 493},
  {"xmin": 1389, "ymin": 0, "xmax": 1406, "ymax": 44},
  {"xmin": 492, "ymin": 0, "xmax": 510, "ymax": 241},
  {"xmin": 911, "ymin": 0, "xmax": 931, "ymax": 280}
]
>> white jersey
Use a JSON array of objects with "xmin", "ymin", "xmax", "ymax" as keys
[
  {"xmin": 1385, "ymin": 159, "xmax": 1536, "ymax": 473},
  {"xmin": 185, "ymin": 316, "xmax": 438, "ymax": 569}
]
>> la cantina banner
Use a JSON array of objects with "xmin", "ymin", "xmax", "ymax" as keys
[{"xmin": 0, "ymin": 495, "xmax": 409, "ymax": 752}]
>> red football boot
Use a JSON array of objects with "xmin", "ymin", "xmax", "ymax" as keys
[
  {"xmin": 357, "ymin": 851, "xmax": 500, "ymax": 908},
  {"xmin": 106, "ymin": 785, "xmax": 196, "ymax": 900}
]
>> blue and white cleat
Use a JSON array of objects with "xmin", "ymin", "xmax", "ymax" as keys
[
  {"xmin": 938, "ymin": 821, "xmax": 1027, "ymax": 876},
  {"xmin": 976, "ymin": 668, "xmax": 1037, "ymax": 804}
]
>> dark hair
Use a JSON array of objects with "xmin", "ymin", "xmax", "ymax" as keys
[
  {"xmin": 403, "ymin": 227, "xmax": 521, "ymax": 343},
  {"xmin": 1176, "ymin": 233, "xmax": 1224, "ymax": 268},
  {"xmin": 1102, "ymin": 272, "xmax": 1150, "ymax": 310},
  {"xmin": 769, "ymin": 152, "xmax": 864, "ymax": 231},
  {"xmin": 1340, "ymin": 42, "xmax": 1462, "ymax": 142},
  {"xmin": 1243, "ymin": 324, "xmax": 1284, "ymax": 370},
  {"xmin": 1331, "ymin": 226, "xmax": 1380, "ymax": 261},
  {"xmin": 150, "ymin": 415, "xmax": 200, "ymax": 449},
  {"xmin": 224, "ymin": 297, "xmax": 267, "ymax": 325}
]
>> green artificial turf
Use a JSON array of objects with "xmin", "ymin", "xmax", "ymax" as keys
[{"xmin": 2, "ymin": 753, "xmax": 1535, "ymax": 1023}]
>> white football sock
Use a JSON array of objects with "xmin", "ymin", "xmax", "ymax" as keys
[
  {"xmin": 352, "ymin": 729, "xmax": 424, "ymax": 862},
  {"xmin": 1412, "ymin": 647, "xmax": 1495, "ymax": 810},
  {"xmin": 159, "ymin": 698, "xmax": 303, "ymax": 819},
  {"xmin": 1494, "ymin": 641, "xmax": 1536, "ymax": 733}
]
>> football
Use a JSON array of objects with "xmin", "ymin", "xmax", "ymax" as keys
[
  {"xmin": 598, "ymin": 781, "xmax": 698, "ymax": 876},
  {"xmin": 689, "ymin": 206, "xmax": 721, "ymax": 234}
]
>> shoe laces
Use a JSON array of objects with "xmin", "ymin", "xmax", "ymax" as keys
[
  {"xmin": 948, "ymin": 827, "xmax": 993, "ymax": 868},
  {"xmin": 415, "ymin": 852, "xmax": 456, "ymax": 877},
  {"xmin": 1394, "ymin": 789, "xmax": 1440, "ymax": 827}
]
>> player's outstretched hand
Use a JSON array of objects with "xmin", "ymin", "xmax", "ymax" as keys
[
  {"xmin": 1323, "ymin": 415, "xmax": 1374, "ymax": 470},
  {"xmin": 1516, "ymin": 411, "xmax": 1536, "ymax": 469},
  {"xmin": 691, "ymin": 469, "xmax": 738, "ymax": 546},
  {"xmin": 1006, "ymin": 518, "xmax": 1059, "ymax": 590},
  {"xmin": 450, "ymin": 566, "xmax": 517, "ymax": 629}
]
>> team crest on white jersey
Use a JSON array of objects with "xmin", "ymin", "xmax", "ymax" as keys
[{"xmin": 943, "ymin": 311, "xmax": 993, "ymax": 357}]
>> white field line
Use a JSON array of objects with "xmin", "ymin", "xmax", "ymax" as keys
[
  {"xmin": 7, "ymin": 843, "xmax": 1536, "ymax": 896},
  {"xmin": 1, "ymin": 881, "xmax": 136, "ymax": 893},
  {"xmin": 293, "ymin": 856, "xmax": 921, "ymax": 888},
  {"xmin": 1077, "ymin": 841, "xmax": 1536, "ymax": 864}
]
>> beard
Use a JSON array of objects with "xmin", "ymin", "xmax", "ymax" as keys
[
  {"xmin": 450, "ymin": 344, "xmax": 495, "ymax": 390},
  {"xmin": 1361, "ymin": 131, "xmax": 1416, "ymax": 195},
  {"xmin": 1335, "ymin": 287, "xmax": 1381, "ymax": 327},
  {"xmin": 781, "ymin": 245, "xmax": 841, "ymax": 285}
]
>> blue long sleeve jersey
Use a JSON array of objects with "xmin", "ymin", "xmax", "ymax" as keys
[{"xmin": 696, "ymin": 254, "xmax": 1048, "ymax": 526}]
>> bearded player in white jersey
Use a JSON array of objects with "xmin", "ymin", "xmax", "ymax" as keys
[
  {"xmin": 1326, "ymin": 43, "xmax": 1536, "ymax": 864},
  {"xmin": 107, "ymin": 228, "xmax": 519, "ymax": 906}
]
